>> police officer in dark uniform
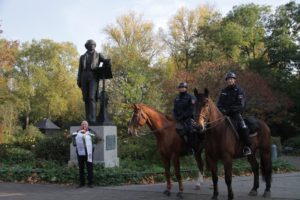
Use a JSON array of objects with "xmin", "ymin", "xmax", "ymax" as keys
[
  {"xmin": 173, "ymin": 82, "xmax": 198, "ymax": 153},
  {"xmin": 77, "ymin": 40, "xmax": 106, "ymax": 124},
  {"xmin": 217, "ymin": 71, "xmax": 252, "ymax": 156}
]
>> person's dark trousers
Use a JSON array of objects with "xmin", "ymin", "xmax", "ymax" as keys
[
  {"xmin": 239, "ymin": 127, "xmax": 252, "ymax": 147},
  {"xmin": 77, "ymin": 155, "xmax": 93, "ymax": 186},
  {"xmin": 231, "ymin": 113, "xmax": 252, "ymax": 148},
  {"xmin": 81, "ymin": 71, "xmax": 98, "ymax": 124}
]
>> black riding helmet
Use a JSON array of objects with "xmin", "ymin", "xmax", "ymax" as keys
[
  {"xmin": 177, "ymin": 82, "xmax": 188, "ymax": 88},
  {"xmin": 225, "ymin": 71, "xmax": 237, "ymax": 80}
]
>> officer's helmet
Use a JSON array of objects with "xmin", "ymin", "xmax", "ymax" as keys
[
  {"xmin": 225, "ymin": 71, "xmax": 237, "ymax": 80},
  {"xmin": 177, "ymin": 82, "xmax": 188, "ymax": 88}
]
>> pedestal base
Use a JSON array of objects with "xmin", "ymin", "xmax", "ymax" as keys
[{"xmin": 68, "ymin": 125, "xmax": 119, "ymax": 168}]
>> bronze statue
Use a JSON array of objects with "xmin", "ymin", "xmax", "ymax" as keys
[{"xmin": 77, "ymin": 39, "xmax": 106, "ymax": 124}]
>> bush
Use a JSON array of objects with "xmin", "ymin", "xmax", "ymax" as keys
[
  {"xmin": 34, "ymin": 135, "xmax": 70, "ymax": 164},
  {"xmin": 0, "ymin": 146, "xmax": 34, "ymax": 163},
  {"xmin": 283, "ymin": 136, "xmax": 300, "ymax": 154},
  {"xmin": 0, "ymin": 144, "xmax": 9, "ymax": 158},
  {"xmin": 119, "ymin": 134, "xmax": 161, "ymax": 167},
  {"xmin": 13, "ymin": 125, "xmax": 45, "ymax": 150}
]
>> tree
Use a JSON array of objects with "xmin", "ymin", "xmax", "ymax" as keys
[
  {"xmin": 266, "ymin": 1, "xmax": 299, "ymax": 71},
  {"xmin": 103, "ymin": 12, "xmax": 165, "ymax": 125},
  {"xmin": 193, "ymin": 10, "xmax": 224, "ymax": 62},
  {"xmin": 264, "ymin": 1, "xmax": 300, "ymax": 129},
  {"xmin": 12, "ymin": 39, "xmax": 82, "ymax": 128},
  {"xmin": 0, "ymin": 26, "xmax": 19, "ymax": 142},
  {"xmin": 223, "ymin": 4, "xmax": 271, "ymax": 63}
]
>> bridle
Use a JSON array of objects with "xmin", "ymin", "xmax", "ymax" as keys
[
  {"xmin": 129, "ymin": 108, "xmax": 175, "ymax": 136},
  {"xmin": 131, "ymin": 108, "xmax": 147, "ymax": 129},
  {"xmin": 197, "ymin": 102, "xmax": 225, "ymax": 132}
]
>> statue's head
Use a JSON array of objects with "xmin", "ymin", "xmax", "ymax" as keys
[{"xmin": 85, "ymin": 39, "xmax": 96, "ymax": 51}]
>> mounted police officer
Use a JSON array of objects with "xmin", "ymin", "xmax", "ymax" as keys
[
  {"xmin": 173, "ymin": 82, "xmax": 198, "ymax": 153},
  {"xmin": 217, "ymin": 71, "xmax": 252, "ymax": 156}
]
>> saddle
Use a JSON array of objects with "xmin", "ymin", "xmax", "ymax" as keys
[
  {"xmin": 244, "ymin": 116, "xmax": 259, "ymax": 135},
  {"xmin": 226, "ymin": 116, "xmax": 259, "ymax": 138},
  {"xmin": 175, "ymin": 119, "xmax": 201, "ymax": 145}
]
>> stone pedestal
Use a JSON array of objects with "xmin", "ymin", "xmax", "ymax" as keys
[{"xmin": 69, "ymin": 125, "xmax": 119, "ymax": 168}]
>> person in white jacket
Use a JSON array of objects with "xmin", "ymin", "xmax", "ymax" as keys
[{"xmin": 72, "ymin": 120, "xmax": 96, "ymax": 188}]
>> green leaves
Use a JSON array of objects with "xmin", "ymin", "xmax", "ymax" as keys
[{"xmin": 11, "ymin": 39, "xmax": 82, "ymax": 126}]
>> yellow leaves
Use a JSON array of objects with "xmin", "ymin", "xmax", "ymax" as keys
[{"xmin": 104, "ymin": 12, "xmax": 155, "ymax": 57}]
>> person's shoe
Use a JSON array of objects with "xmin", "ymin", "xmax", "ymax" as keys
[{"xmin": 243, "ymin": 146, "xmax": 252, "ymax": 156}]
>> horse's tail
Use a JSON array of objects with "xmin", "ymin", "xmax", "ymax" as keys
[{"xmin": 259, "ymin": 120, "xmax": 272, "ymax": 184}]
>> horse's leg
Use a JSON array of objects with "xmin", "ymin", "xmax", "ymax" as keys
[
  {"xmin": 207, "ymin": 156, "xmax": 219, "ymax": 200},
  {"xmin": 247, "ymin": 154, "xmax": 259, "ymax": 196},
  {"xmin": 223, "ymin": 155, "xmax": 234, "ymax": 200},
  {"xmin": 162, "ymin": 158, "xmax": 172, "ymax": 196},
  {"xmin": 260, "ymin": 147, "xmax": 272, "ymax": 198},
  {"xmin": 173, "ymin": 157, "xmax": 184, "ymax": 199},
  {"xmin": 194, "ymin": 148, "xmax": 204, "ymax": 190}
]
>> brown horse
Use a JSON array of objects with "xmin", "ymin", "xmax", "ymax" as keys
[
  {"xmin": 127, "ymin": 103, "xmax": 204, "ymax": 198},
  {"xmin": 194, "ymin": 88, "xmax": 272, "ymax": 200}
]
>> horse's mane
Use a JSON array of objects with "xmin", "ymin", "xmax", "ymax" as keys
[
  {"xmin": 138, "ymin": 103, "xmax": 175, "ymax": 121},
  {"xmin": 208, "ymin": 98, "xmax": 222, "ymax": 115}
]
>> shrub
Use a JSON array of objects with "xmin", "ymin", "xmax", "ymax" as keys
[
  {"xmin": 34, "ymin": 135, "xmax": 70, "ymax": 164},
  {"xmin": 0, "ymin": 146, "xmax": 34, "ymax": 163},
  {"xmin": 13, "ymin": 125, "xmax": 45, "ymax": 150},
  {"xmin": 283, "ymin": 136, "xmax": 300, "ymax": 154}
]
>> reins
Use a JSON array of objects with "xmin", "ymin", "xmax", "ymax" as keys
[
  {"xmin": 134, "ymin": 107, "xmax": 175, "ymax": 136},
  {"xmin": 138, "ymin": 122, "xmax": 175, "ymax": 136},
  {"xmin": 203, "ymin": 115, "xmax": 225, "ymax": 131},
  {"xmin": 199, "ymin": 103, "xmax": 226, "ymax": 132}
]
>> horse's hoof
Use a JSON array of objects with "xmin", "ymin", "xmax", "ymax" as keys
[
  {"xmin": 195, "ymin": 184, "xmax": 201, "ymax": 190},
  {"xmin": 163, "ymin": 190, "xmax": 171, "ymax": 196},
  {"xmin": 248, "ymin": 190, "xmax": 258, "ymax": 196},
  {"xmin": 263, "ymin": 191, "xmax": 271, "ymax": 198},
  {"xmin": 176, "ymin": 192, "xmax": 184, "ymax": 199}
]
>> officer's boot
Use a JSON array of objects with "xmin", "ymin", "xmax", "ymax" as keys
[
  {"xmin": 184, "ymin": 132, "xmax": 193, "ymax": 155},
  {"xmin": 240, "ymin": 128, "xmax": 252, "ymax": 156}
]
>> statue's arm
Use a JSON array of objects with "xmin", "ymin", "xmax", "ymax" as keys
[{"xmin": 98, "ymin": 53, "xmax": 106, "ymax": 64}]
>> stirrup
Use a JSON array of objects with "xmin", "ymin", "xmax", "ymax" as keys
[{"xmin": 243, "ymin": 146, "xmax": 252, "ymax": 156}]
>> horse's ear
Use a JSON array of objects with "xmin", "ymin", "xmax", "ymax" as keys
[
  {"xmin": 204, "ymin": 88, "xmax": 209, "ymax": 97},
  {"xmin": 194, "ymin": 88, "xmax": 199, "ymax": 96}
]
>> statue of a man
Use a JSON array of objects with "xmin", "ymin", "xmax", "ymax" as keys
[{"xmin": 77, "ymin": 39, "xmax": 106, "ymax": 124}]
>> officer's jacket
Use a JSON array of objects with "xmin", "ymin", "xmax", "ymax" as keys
[
  {"xmin": 217, "ymin": 85, "xmax": 246, "ymax": 115},
  {"xmin": 173, "ymin": 92, "xmax": 195, "ymax": 121}
]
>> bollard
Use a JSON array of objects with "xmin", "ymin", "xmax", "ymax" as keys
[{"xmin": 271, "ymin": 144, "xmax": 278, "ymax": 161}]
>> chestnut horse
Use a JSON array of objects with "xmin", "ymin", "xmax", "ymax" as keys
[
  {"xmin": 128, "ymin": 103, "xmax": 204, "ymax": 198},
  {"xmin": 194, "ymin": 88, "xmax": 272, "ymax": 200}
]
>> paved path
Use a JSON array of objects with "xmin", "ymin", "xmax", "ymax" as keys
[{"xmin": 0, "ymin": 172, "xmax": 299, "ymax": 200}]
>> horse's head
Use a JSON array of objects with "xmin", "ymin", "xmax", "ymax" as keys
[
  {"xmin": 128, "ymin": 104, "xmax": 148, "ymax": 136},
  {"xmin": 194, "ymin": 88, "xmax": 210, "ymax": 131}
]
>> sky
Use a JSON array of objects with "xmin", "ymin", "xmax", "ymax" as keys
[{"xmin": 0, "ymin": 0, "xmax": 293, "ymax": 54}]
